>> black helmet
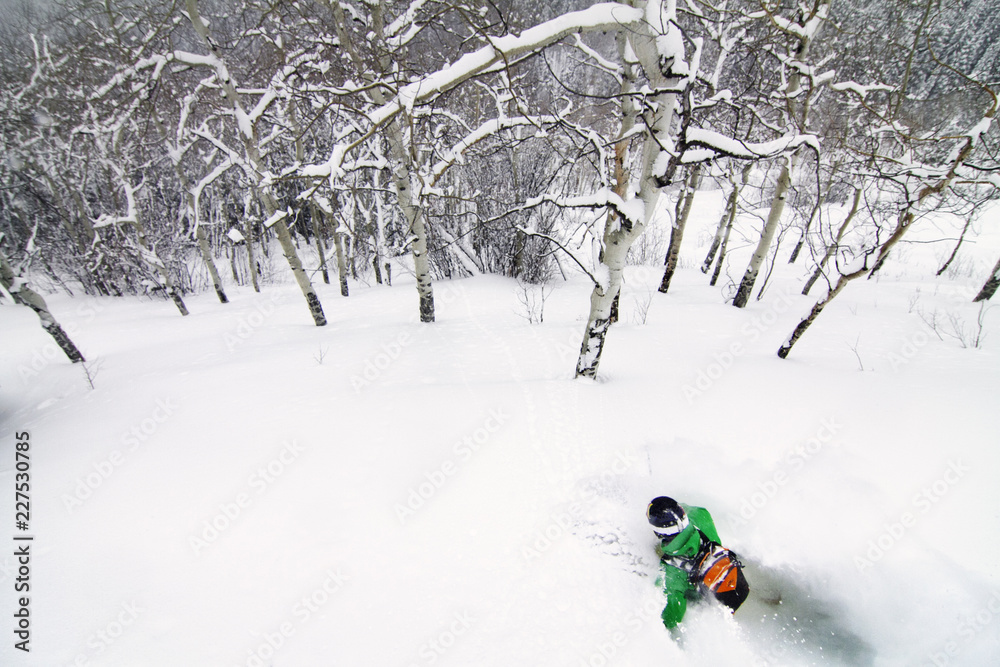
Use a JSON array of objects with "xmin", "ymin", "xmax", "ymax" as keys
[{"xmin": 647, "ymin": 496, "xmax": 689, "ymax": 540}]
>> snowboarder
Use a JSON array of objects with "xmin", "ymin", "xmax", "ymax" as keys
[{"xmin": 647, "ymin": 496, "xmax": 749, "ymax": 628}]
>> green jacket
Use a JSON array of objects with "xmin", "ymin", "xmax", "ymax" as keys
[{"xmin": 655, "ymin": 504, "xmax": 721, "ymax": 628}]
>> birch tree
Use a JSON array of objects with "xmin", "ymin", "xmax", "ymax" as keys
[
  {"xmin": 322, "ymin": 0, "xmax": 438, "ymax": 319},
  {"xmin": 573, "ymin": 1, "xmax": 721, "ymax": 376},
  {"xmin": 508, "ymin": 1, "xmax": 817, "ymax": 377},
  {"xmin": 701, "ymin": 162, "xmax": 751, "ymax": 276},
  {"xmin": 732, "ymin": 0, "xmax": 831, "ymax": 308},
  {"xmin": 179, "ymin": 0, "xmax": 327, "ymax": 326},
  {"xmin": 801, "ymin": 185, "xmax": 860, "ymax": 296},
  {"xmin": 522, "ymin": 1, "xmax": 817, "ymax": 376},
  {"xmin": 972, "ymin": 255, "xmax": 1000, "ymax": 302},
  {"xmin": 777, "ymin": 0, "xmax": 1000, "ymax": 357},
  {"xmin": 302, "ymin": 2, "xmax": 649, "ymax": 324},
  {"xmin": 656, "ymin": 1, "xmax": 750, "ymax": 295},
  {"xmin": 657, "ymin": 164, "xmax": 701, "ymax": 293},
  {"xmin": 149, "ymin": 104, "xmax": 229, "ymax": 305},
  {"xmin": 69, "ymin": 11, "xmax": 193, "ymax": 317},
  {"xmin": 96, "ymin": 163, "xmax": 190, "ymax": 316},
  {"xmin": 0, "ymin": 250, "xmax": 85, "ymax": 363},
  {"xmin": 779, "ymin": 90, "xmax": 998, "ymax": 357},
  {"xmin": 2, "ymin": 24, "xmax": 120, "ymax": 298}
]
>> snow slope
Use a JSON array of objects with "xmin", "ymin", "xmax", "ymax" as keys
[{"xmin": 1, "ymin": 193, "xmax": 999, "ymax": 666}]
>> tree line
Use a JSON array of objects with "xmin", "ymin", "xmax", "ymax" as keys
[{"xmin": 1, "ymin": 0, "xmax": 997, "ymax": 377}]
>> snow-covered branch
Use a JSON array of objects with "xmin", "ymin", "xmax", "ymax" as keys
[
  {"xmin": 525, "ymin": 188, "xmax": 646, "ymax": 231},
  {"xmin": 304, "ymin": 2, "xmax": 644, "ymax": 177},
  {"xmin": 681, "ymin": 127, "xmax": 820, "ymax": 163},
  {"xmin": 428, "ymin": 115, "xmax": 560, "ymax": 185}
]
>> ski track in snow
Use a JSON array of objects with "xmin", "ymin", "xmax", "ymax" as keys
[{"xmin": 1, "ymin": 194, "xmax": 999, "ymax": 666}]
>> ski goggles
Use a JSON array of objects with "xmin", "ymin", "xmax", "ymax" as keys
[{"xmin": 651, "ymin": 513, "xmax": 689, "ymax": 540}]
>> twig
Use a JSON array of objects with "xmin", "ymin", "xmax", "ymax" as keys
[
  {"xmin": 518, "ymin": 227, "xmax": 602, "ymax": 287},
  {"xmin": 847, "ymin": 335, "xmax": 864, "ymax": 371},
  {"xmin": 81, "ymin": 359, "xmax": 102, "ymax": 389},
  {"xmin": 313, "ymin": 345, "xmax": 330, "ymax": 365}
]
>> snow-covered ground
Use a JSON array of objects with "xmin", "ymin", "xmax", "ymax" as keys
[{"xmin": 2, "ymin": 192, "xmax": 999, "ymax": 666}]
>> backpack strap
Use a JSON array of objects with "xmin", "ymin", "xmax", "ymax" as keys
[
  {"xmin": 659, "ymin": 528, "xmax": 712, "ymax": 576},
  {"xmin": 694, "ymin": 543, "xmax": 746, "ymax": 598}
]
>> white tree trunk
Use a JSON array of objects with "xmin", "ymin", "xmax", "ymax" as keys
[
  {"xmin": 195, "ymin": 226, "xmax": 228, "ymax": 303},
  {"xmin": 133, "ymin": 216, "xmax": 190, "ymax": 317},
  {"xmin": 576, "ymin": 4, "xmax": 681, "ymax": 378},
  {"xmin": 802, "ymin": 187, "xmax": 861, "ymax": 296},
  {"xmin": 331, "ymin": 2, "xmax": 435, "ymax": 321},
  {"xmin": 973, "ymin": 255, "xmax": 1000, "ymax": 302},
  {"xmin": 658, "ymin": 164, "xmax": 702, "ymax": 293},
  {"xmin": 733, "ymin": 4, "xmax": 828, "ymax": 307},
  {"xmin": 183, "ymin": 0, "xmax": 325, "ymax": 325},
  {"xmin": 1, "ymin": 252, "xmax": 86, "ymax": 363},
  {"xmin": 391, "ymin": 160, "xmax": 435, "ymax": 321},
  {"xmin": 309, "ymin": 201, "xmax": 331, "ymax": 286},
  {"xmin": 241, "ymin": 197, "xmax": 261, "ymax": 293},
  {"xmin": 702, "ymin": 163, "xmax": 750, "ymax": 274},
  {"xmin": 780, "ymin": 207, "xmax": 914, "ymax": 358},
  {"xmin": 323, "ymin": 194, "xmax": 350, "ymax": 298},
  {"xmin": 152, "ymin": 108, "xmax": 229, "ymax": 304},
  {"xmin": 733, "ymin": 157, "xmax": 794, "ymax": 307}
]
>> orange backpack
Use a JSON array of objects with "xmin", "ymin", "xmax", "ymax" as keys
[{"xmin": 694, "ymin": 542, "xmax": 749, "ymax": 611}]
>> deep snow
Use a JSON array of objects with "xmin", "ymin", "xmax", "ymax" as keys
[{"xmin": 2, "ymin": 190, "xmax": 999, "ymax": 666}]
